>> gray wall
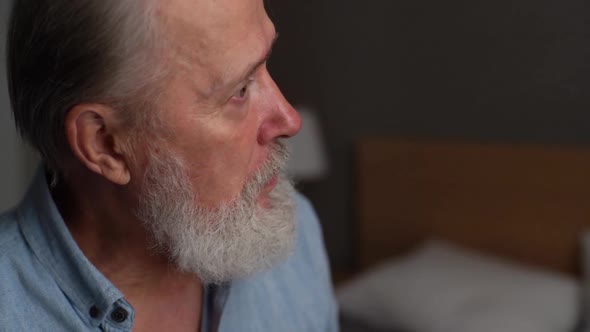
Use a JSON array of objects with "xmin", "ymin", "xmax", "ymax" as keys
[
  {"xmin": 0, "ymin": 2, "xmax": 36, "ymax": 211},
  {"xmin": 268, "ymin": 0, "xmax": 590, "ymax": 268}
]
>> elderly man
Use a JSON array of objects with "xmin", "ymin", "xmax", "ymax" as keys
[{"xmin": 0, "ymin": 0, "xmax": 338, "ymax": 331}]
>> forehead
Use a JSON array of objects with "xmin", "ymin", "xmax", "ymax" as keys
[{"xmin": 158, "ymin": 0, "xmax": 274, "ymax": 94}]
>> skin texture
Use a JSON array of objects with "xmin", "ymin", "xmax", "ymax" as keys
[
  {"xmin": 154, "ymin": 0, "xmax": 300, "ymax": 207},
  {"xmin": 54, "ymin": 0, "xmax": 302, "ymax": 330}
]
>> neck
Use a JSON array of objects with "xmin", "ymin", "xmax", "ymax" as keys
[
  {"xmin": 51, "ymin": 168, "xmax": 204, "ymax": 331},
  {"xmin": 51, "ymin": 168, "xmax": 201, "ymax": 294}
]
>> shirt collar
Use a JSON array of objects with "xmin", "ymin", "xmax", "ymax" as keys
[{"xmin": 16, "ymin": 167, "xmax": 127, "ymax": 327}]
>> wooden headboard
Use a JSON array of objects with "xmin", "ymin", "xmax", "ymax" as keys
[{"xmin": 357, "ymin": 138, "xmax": 590, "ymax": 277}]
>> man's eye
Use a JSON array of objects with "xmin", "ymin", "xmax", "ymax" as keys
[
  {"xmin": 238, "ymin": 85, "xmax": 248, "ymax": 98},
  {"xmin": 233, "ymin": 78, "xmax": 255, "ymax": 101}
]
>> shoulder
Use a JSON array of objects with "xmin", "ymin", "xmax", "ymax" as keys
[
  {"xmin": 292, "ymin": 192, "xmax": 334, "ymax": 285},
  {"xmin": 0, "ymin": 209, "xmax": 40, "ymax": 326},
  {"xmin": 294, "ymin": 191, "xmax": 316, "ymax": 221},
  {"xmin": 293, "ymin": 193, "xmax": 331, "ymax": 274},
  {"xmin": 293, "ymin": 192, "xmax": 319, "ymax": 241},
  {"xmin": 0, "ymin": 209, "xmax": 25, "ymax": 260},
  {"xmin": 0, "ymin": 208, "xmax": 44, "ymax": 295},
  {"xmin": 0, "ymin": 208, "xmax": 89, "ymax": 331}
]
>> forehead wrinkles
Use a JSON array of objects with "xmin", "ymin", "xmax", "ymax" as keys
[
  {"xmin": 157, "ymin": 0, "xmax": 269, "ymax": 96},
  {"xmin": 157, "ymin": 8, "xmax": 218, "ymax": 96},
  {"xmin": 159, "ymin": 0, "xmax": 260, "ymax": 92}
]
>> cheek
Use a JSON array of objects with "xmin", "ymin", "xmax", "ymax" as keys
[
  {"xmin": 213, "ymin": 127, "xmax": 259, "ymax": 178},
  {"xmin": 181, "ymin": 119, "xmax": 261, "ymax": 205},
  {"xmin": 188, "ymin": 149, "xmax": 255, "ymax": 206}
]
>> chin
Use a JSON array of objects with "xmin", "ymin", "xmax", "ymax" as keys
[
  {"xmin": 137, "ymin": 141, "xmax": 295, "ymax": 284},
  {"xmin": 175, "ymin": 175, "xmax": 297, "ymax": 284}
]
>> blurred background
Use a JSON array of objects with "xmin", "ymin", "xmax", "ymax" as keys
[
  {"xmin": 1, "ymin": 0, "xmax": 588, "ymax": 269},
  {"xmin": 0, "ymin": 1, "xmax": 37, "ymax": 212},
  {"xmin": 2, "ymin": 0, "xmax": 590, "ymax": 331},
  {"xmin": 1, "ymin": 0, "xmax": 589, "ymax": 266},
  {"xmin": 265, "ymin": 0, "xmax": 590, "ymax": 271}
]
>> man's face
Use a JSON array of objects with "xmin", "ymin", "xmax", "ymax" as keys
[
  {"xmin": 150, "ymin": 0, "xmax": 301, "ymax": 208},
  {"xmin": 130, "ymin": 0, "xmax": 302, "ymax": 283}
]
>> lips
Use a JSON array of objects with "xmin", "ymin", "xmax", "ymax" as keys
[
  {"xmin": 256, "ymin": 174, "xmax": 279, "ymax": 207},
  {"xmin": 263, "ymin": 174, "xmax": 279, "ymax": 192}
]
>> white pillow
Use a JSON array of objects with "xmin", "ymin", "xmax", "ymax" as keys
[
  {"xmin": 579, "ymin": 231, "xmax": 590, "ymax": 331},
  {"xmin": 337, "ymin": 240, "xmax": 580, "ymax": 332}
]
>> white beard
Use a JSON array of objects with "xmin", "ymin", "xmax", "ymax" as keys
[{"xmin": 135, "ymin": 142, "xmax": 296, "ymax": 285}]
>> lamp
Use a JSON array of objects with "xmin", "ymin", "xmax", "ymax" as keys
[{"xmin": 287, "ymin": 107, "xmax": 329, "ymax": 181}]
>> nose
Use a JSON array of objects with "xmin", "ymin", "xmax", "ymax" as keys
[{"xmin": 257, "ymin": 75, "xmax": 302, "ymax": 145}]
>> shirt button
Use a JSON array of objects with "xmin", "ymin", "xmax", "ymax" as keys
[
  {"xmin": 110, "ymin": 307, "xmax": 129, "ymax": 323},
  {"xmin": 89, "ymin": 306, "xmax": 101, "ymax": 319}
]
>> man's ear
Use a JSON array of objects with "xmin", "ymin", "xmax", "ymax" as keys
[{"xmin": 65, "ymin": 104, "xmax": 132, "ymax": 185}]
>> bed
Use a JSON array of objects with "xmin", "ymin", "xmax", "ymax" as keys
[{"xmin": 337, "ymin": 138, "xmax": 590, "ymax": 332}]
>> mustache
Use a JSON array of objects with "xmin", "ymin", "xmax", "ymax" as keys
[{"xmin": 245, "ymin": 140, "xmax": 290, "ymax": 196}]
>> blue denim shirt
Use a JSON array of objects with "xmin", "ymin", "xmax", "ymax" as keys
[{"xmin": 0, "ymin": 169, "xmax": 339, "ymax": 331}]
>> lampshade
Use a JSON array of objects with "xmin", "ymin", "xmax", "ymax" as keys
[{"xmin": 287, "ymin": 107, "xmax": 329, "ymax": 181}]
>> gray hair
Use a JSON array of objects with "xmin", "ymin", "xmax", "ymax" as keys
[{"xmin": 6, "ymin": 0, "xmax": 163, "ymax": 175}]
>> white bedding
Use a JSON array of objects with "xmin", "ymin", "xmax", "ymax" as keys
[{"xmin": 337, "ymin": 240, "xmax": 581, "ymax": 332}]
